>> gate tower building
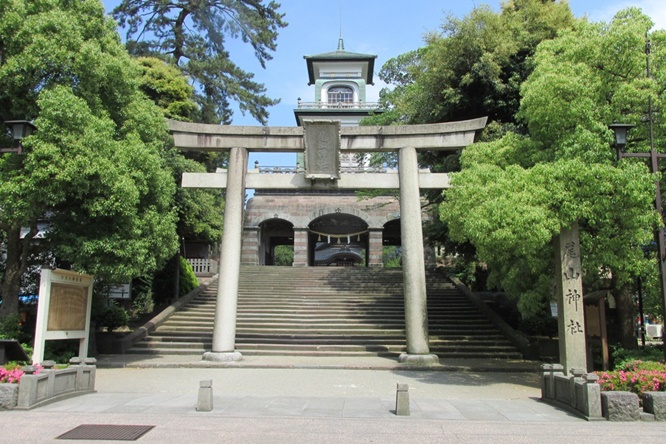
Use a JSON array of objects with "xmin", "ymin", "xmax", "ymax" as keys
[{"xmin": 242, "ymin": 39, "xmax": 408, "ymax": 267}]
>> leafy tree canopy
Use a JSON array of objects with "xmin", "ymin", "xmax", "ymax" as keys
[
  {"xmin": 441, "ymin": 7, "xmax": 664, "ymax": 336},
  {"xmin": 134, "ymin": 56, "xmax": 223, "ymax": 243},
  {"xmin": 113, "ymin": 0, "xmax": 287, "ymax": 124},
  {"xmin": 0, "ymin": 0, "xmax": 179, "ymax": 318},
  {"xmin": 365, "ymin": 0, "xmax": 575, "ymax": 129},
  {"xmin": 136, "ymin": 56, "xmax": 199, "ymax": 122}
]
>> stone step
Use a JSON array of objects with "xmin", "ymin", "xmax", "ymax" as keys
[
  {"xmin": 126, "ymin": 346, "xmax": 522, "ymax": 359},
  {"xmin": 144, "ymin": 333, "xmax": 512, "ymax": 344},
  {"xmin": 128, "ymin": 266, "xmax": 523, "ymax": 359}
]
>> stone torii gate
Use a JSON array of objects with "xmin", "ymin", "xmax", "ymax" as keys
[{"xmin": 169, "ymin": 117, "xmax": 487, "ymax": 364}]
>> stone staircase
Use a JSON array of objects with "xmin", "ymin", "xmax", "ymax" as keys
[{"xmin": 128, "ymin": 266, "xmax": 523, "ymax": 359}]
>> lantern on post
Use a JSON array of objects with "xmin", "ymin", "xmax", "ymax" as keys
[{"xmin": 1, "ymin": 120, "xmax": 36, "ymax": 154}]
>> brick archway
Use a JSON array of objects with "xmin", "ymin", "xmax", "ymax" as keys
[
  {"xmin": 258, "ymin": 218, "xmax": 294, "ymax": 265},
  {"xmin": 308, "ymin": 212, "xmax": 369, "ymax": 266}
]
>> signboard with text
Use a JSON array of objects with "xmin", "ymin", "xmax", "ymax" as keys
[{"xmin": 33, "ymin": 269, "xmax": 93, "ymax": 364}]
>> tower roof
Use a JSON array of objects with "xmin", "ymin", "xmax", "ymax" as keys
[{"xmin": 303, "ymin": 40, "xmax": 377, "ymax": 85}]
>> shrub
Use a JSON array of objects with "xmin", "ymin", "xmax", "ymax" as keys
[
  {"xmin": 130, "ymin": 288, "xmax": 155, "ymax": 322},
  {"xmin": 0, "ymin": 315, "xmax": 22, "ymax": 340},
  {"xmin": 595, "ymin": 360, "xmax": 666, "ymax": 402},
  {"xmin": 179, "ymin": 256, "xmax": 199, "ymax": 297},
  {"xmin": 43, "ymin": 340, "xmax": 80, "ymax": 364},
  {"xmin": 96, "ymin": 303, "xmax": 129, "ymax": 332},
  {"xmin": 0, "ymin": 363, "xmax": 41, "ymax": 384},
  {"xmin": 519, "ymin": 315, "xmax": 558, "ymax": 338},
  {"xmin": 612, "ymin": 345, "xmax": 664, "ymax": 369}
]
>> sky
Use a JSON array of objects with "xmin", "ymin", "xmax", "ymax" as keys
[{"xmin": 101, "ymin": 0, "xmax": 666, "ymax": 167}]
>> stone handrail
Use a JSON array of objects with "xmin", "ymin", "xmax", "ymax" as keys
[
  {"xmin": 540, "ymin": 364, "xmax": 666, "ymax": 421},
  {"xmin": 109, "ymin": 277, "xmax": 218, "ymax": 354},
  {"xmin": 14, "ymin": 358, "xmax": 96, "ymax": 410}
]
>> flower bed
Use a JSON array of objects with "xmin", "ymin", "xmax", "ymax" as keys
[
  {"xmin": 0, "ymin": 366, "xmax": 24, "ymax": 384},
  {"xmin": 596, "ymin": 360, "xmax": 666, "ymax": 402},
  {"xmin": 0, "ymin": 363, "xmax": 42, "ymax": 384}
]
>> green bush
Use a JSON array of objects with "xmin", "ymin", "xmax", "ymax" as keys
[
  {"xmin": 179, "ymin": 256, "xmax": 199, "ymax": 297},
  {"xmin": 273, "ymin": 245, "xmax": 293, "ymax": 266},
  {"xmin": 130, "ymin": 288, "xmax": 155, "ymax": 322},
  {"xmin": 44, "ymin": 340, "xmax": 79, "ymax": 364},
  {"xmin": 519, "ymin": 315, "xmax": 558, "ymax": 338},
  {"xmin": 596, "ymin": 360, "xmax": 666, "ymax": 403},
  {"xmin": 0, "ymin": 315, "xmax": 22, "ymax": 340},
  {"xmin": 96, "ymin": 303, "xmax": 129, "ymax": 332},
  {"xmin": 612, "ymin": 345, "xmax": 664, "ymax": 370}
]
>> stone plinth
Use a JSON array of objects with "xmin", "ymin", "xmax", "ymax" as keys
[
  {"xmin": 0, "ymin": 384, "xmax": 19, "ymax": 410},
  {"xmin": 197, "ymin": 380, "xmax": 213, "ymax": 412},
  {"xmin": 395, "ymin": 383, "xmax": 410, "ymax": 416},
  {"xmin": 601, "ymin": 392, "xmax": 640, "ymax": 421},
  {"xmin": 643, "ymin": 392, "xmax": 666, "ymax": 421}
]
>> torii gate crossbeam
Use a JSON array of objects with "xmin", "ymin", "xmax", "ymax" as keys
[{"xmin": 169, "ymin": 117, "xmax": 487, "ymax": 365}]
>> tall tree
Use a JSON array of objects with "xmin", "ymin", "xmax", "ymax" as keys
[
  {"xmin": 363, "ymin": 0, "xmax": 577, "ymax": 294},
  {"xmin": 0, "ymin": 0, "xmax": 179, "ymax": 319},
  {"xmin": 113, "ymin": 0, "xmax": 287, "ymax": 124},
  {"xmin": 135, "ymin": 56, "xmax": 223, "ymax": 244},
  {"xmin": 365, "ymin": 0, "xmax": 575, "ymax": 130},
  {"xmin": 442, "ymin": 8, "xmax": 665, "ymax": 348}
]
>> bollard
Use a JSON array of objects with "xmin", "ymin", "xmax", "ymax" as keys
[
  {"xmin": 197, "ymin": 380, "xmax": 213, "ymax": 412},
  {"xmin": 395, "ymin": 383, "xmax": 410, "ymax": 416}
]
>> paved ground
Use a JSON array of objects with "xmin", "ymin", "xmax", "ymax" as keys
[{"xmin": 2, "ymin": 355, "xmax": 666, "ymax": 443}]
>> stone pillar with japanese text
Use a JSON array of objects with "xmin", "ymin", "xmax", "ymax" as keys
[{"xmin": 554, "ymin": 222, "xmax": 587, "ymax": 375}]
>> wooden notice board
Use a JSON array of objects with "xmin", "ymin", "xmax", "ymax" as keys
[{"xmin": 33, "ymin": 269, "xmax": 93, "ymax": 364}]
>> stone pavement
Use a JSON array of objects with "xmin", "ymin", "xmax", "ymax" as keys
[{"xmin": 2, "ymin": 355, "xmax": 666, "ymax": 442}]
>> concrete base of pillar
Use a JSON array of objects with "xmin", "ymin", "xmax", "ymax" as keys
[
  {"xmin": 202, "ymin": 351, "xmax": 243, "ymax": 362},
  {"xmin": 398, "ymin": 353, "xmax": 439, "ymax": 366}
]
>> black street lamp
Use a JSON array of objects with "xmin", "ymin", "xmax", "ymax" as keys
[
  {"xmin": 610, "ymin": 123, "xmax": 666, "ymax": 359},
  {"xmin": 1, "ymin": 120, "xmax": 36, "ymax": 154}
]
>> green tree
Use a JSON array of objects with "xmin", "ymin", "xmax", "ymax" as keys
[
  {"xmin": 0, "ymin": 0, "xmax": 179, "ymax": 319},
  {"xmin": 442, "ymin": 8, "xmax": 665, "ymax": 348},
  {"xmin": 136, "ymin": 56, "xmax": 199, "ymax": 122},
  {"xmin": 134, "ymin": 57, "xmax": 223, "ymax": 242},
  {"xmin": 363, "ymin": 0, "xmax": 578, "ymax": 301},
  {"xmin": 272, "ymin": 245, "xmax": 293, "ymax": 266},
  {"xmin": 113, "ymin": 0, "xmax": 287, "ymax": 124},
  {"xmin": 365, "ymin": 0, "xmax": 575, "ymax": 129}
]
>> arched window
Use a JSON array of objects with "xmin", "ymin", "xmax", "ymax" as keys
[{"xmin": 327, "ymin": 86, "xmax": 354, "ymax": 104}]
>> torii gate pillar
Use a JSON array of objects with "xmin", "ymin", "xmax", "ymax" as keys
[
  {"xmin": 169, "ymin": 117, "xmax": 487, "ymax": 364},
  {"xmin": 398, "ymin": 147, "xmax": 438, "ymax": 364},
  {"xmin": 202, "ymin": 147, "xmax": 247, "ymax": 361}
]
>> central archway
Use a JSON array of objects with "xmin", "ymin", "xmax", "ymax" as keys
[{"xmin": 308, "ymin": 213, "xmax": 369, "ymax": 266}]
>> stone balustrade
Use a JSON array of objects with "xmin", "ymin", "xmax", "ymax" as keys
[
  {"xmin": 540, "ymin": 364, "xmax": 666, "ymax": 421},
  {"xmin": 13, "ymin": 358, "xmax": 96, "ymax": 410}
]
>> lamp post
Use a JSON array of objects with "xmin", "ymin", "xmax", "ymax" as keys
[
  {"xmin": 0, "ymin": 120, "xmax": 36, "ymax": 154},
  {"xmin": 610, "ymin": 123, "xmax": 666, "ymax": 360}
]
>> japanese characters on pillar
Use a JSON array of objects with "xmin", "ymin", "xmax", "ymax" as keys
[{"xmin": 555, "ymin": 222, "xmax": 587, "ymax": 375}]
